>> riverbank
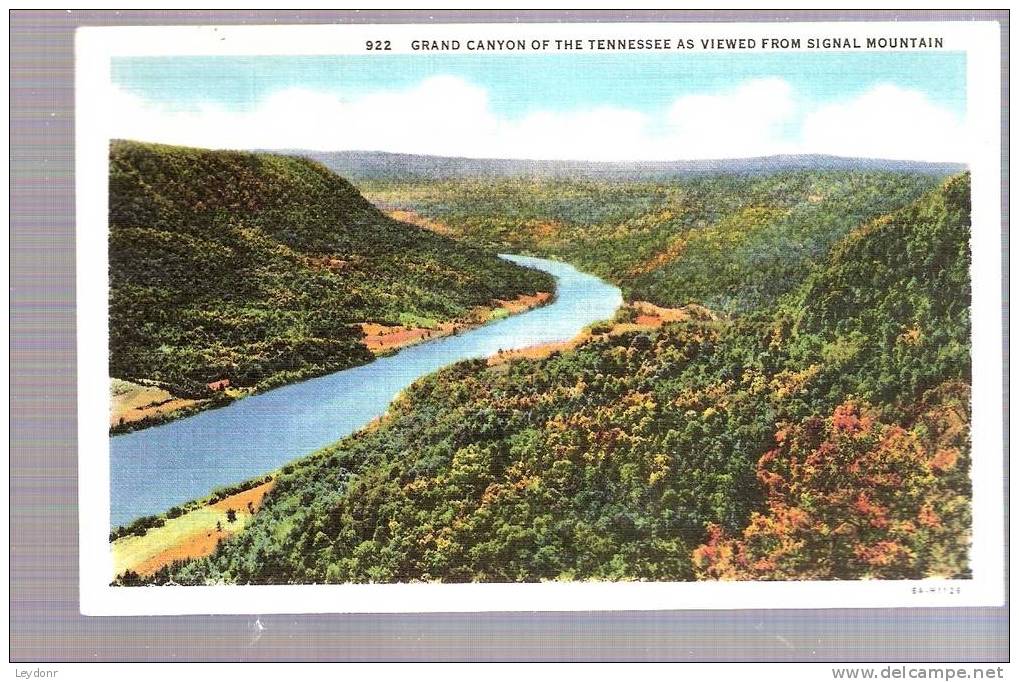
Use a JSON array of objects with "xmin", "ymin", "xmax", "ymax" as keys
[
  {"xmin": 111, "ymin": 379, "xmax": 202, "ymax": 429},
  {"xmin": 109, "ymin": 255, "xmax": 621, "ymax": 530},
  {"xmin": 360, "ymin": 291, "xmax": 552, "ymax": 354},
  {"xmin": 111, "ymin": 478, "xmax": 275, "ymax": 581},
  {"xmin": 116, "ymin": 301, "xmax": 720, "ymax": 584},
  {"xmin": 488, "ymin": 300, "xmax": 716, "ymax": 366},
  {"xmin": 110, "ymin": 379, "xmax": 247, "ymax": 435},
  {"xmin": 109, "ymin": 289, "xmax": 553, "ymax": 435}
]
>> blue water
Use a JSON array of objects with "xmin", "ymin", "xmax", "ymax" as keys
[{"xmin": 109, "ymin": 255, "xmax": 622, "ymax": 527}]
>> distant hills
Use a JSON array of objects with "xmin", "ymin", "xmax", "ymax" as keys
[
  {"xmin": 350, "ymin": 161, "xmax": 951, "ymax": 314},
  {"xmin": 276, "ymin": 150, "xmax": 967, "ymax": 181}
]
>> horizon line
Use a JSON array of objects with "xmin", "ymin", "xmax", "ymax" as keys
[{"xmin": 108, "ymin": 139, "xmax": 970, "ymax": 167}]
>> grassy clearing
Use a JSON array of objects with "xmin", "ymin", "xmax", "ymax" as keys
[
  {"xmin": 487, "ymin": 301, "xmax": 713, "ymax": 367},
  {"xmin": 361, "ymin": 291, "xmax": 553, "ymax": 354},
  {"xmin": 112, "ymin": 480, "xmax": 274, "ymax": 577},
  {"xmin": 110, "ymin": 378, "xmax": 201, "ymax": 429}
]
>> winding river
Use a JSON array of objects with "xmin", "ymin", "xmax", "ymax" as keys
[{"xmin": 110, "ymin": 255, "xmax": 623, "ymax": 527}]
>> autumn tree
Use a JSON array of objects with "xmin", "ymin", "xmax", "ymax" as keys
[{"xmin": 693, "ymin": 389, "xmax": 970, "ymax": 581}]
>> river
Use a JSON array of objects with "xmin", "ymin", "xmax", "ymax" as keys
[{"xmin": 109, "ymin": 254, "xmax": 623, "ymax": 527}]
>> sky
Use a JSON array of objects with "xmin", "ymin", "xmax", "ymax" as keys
[{"xmin": 108, "ymin": 52, "xmax": 968, "ymax": 162}]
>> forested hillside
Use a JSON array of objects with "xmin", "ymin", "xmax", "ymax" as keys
[
  {"xmin": 137, "ymin": 173, "xmax": 971, "ymax": 584},
  {"xmin": 109, "ymin": 141, "xmax": 552, "ymax": 410},
  {"xmin": 361, "ymin": 172, "xmax": 943, "ymax": 312}
]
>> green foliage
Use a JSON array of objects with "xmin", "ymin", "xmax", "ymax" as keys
[
  {"xmin": 363, "ymin": 172, "xmax": 943, "ymax": 312},
  {"xmin": 109, "ymin": 140, "xmax": 552, "ymax": 397},
  {"xmin": 694, "ymin": 390, "xmax": 971, "ymax": 580},
  {"xmin": 137, "ymin": 173, "xmax": 971, "ymax": 585},
  {"xmin": 780, "ymin": 172, "xmax": 972, "ymax": 414},
  {"xmin": 111, "ymin": 570, "xmax": 144, "ymax": 587},
  {"xmin": 207, "ymin": 475, "xmax": 274, "ymax": 504},
  {"xmin": 108, "ymin": 514, "xmax": 164, "ymax": 542}
]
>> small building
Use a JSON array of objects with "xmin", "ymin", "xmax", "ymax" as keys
[{"xmin": 207, "ymin": 378, "xmax": 231, "ymax": 391}]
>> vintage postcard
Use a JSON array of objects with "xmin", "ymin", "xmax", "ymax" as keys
[{"xmin": 75, "ymin": 19, "xmax": 1005, "ymax": 615}]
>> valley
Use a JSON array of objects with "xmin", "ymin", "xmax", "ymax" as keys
[{"xmin": 108, "ymin": 146, "xmax": 972, "ymax": 585}]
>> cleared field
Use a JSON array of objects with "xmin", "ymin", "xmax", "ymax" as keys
[
  {"xmin": 360, "ymin": 291, "xmax": 553, "ymax": 354},
  {"xmin": 492, "ymin": 291, "xmax": 552, "ymax": 315},
  {"xmin": 360, "ymin": 321, "xmax": 452, "ymax": 352},
  {"xmin": 488, "ymin": 301, "xmax": 709, "ymax": 366},
  {"xmin": 383, "ymin": 208, "xmax": 456, "ymax": 236},
  {"xmin": 112, "ymin": 480, "xmax": 274, "ymax": 577},
  {"xmin": 110, "ymin": 378, "xmax": 201, "ymax": 429}
]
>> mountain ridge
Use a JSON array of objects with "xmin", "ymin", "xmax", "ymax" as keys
[
  {"xmin": 108, "ymin": 139, "xmax": 553, "ymax": 424},
  {"xmin": 273, "ymin": 149, "xmax": 966, "ymax": 181}
]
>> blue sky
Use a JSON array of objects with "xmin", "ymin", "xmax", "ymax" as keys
[{"xmin": 109, "ymin": 52, "xmax": 968, "ymax": 161}]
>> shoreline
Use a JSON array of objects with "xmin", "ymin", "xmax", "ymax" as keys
[
  {"xmin": 488, "ymin": 300, "xmax": 717, "ymax": 366},
  {"xmin": 111, "ymin": 476, "xmax": 276, "ymax": 581},
  {"xmin": 109, "ymin": 288, "xmax": 555, "ymax": 436},
  {"xmin": 107, "ymin": 289, "xmax": 559, "ymax": 579},
  {"xmin": 109, "ymin": 300, "xmax": 702, "ymax": 580},
  {"xmin": 108, "ymin": 252, "xmax": 620, "ymax": 553},
  {"xmin": 361, "ymin": 290, "xmax": 554, "ymax": 355}
]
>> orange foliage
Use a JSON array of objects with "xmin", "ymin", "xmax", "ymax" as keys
[{"xmin": 693, "ymin": 393, "xmax": 971, "ymax": 580}]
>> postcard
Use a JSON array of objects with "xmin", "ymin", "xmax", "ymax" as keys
[{"xmin": 75, "ymin": 19, "xmax": 1005, "ymax": 615}]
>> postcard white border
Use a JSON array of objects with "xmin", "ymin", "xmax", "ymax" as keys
[{"xmin": 77, "ymin": 20, "xmax": 1005, "ymax": 615}]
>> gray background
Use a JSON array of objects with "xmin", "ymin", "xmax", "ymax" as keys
[{"xmin": 9, "ymin": 9, "xmax": 1009, "ymax": 662}]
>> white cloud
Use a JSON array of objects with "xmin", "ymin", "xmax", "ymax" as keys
[
  {"xmin": 663, "ymin": 78, "xmax": 797, "ymax": 159},
  {"xmin": 104, "ymin": 76, "xmax": 967, "ymax": 162},
  {"xmin": 504, "ymin": 107, "xmax": 652, "ymax": 161},
  {"xmin": 800, "ymin": 84, "xmax": 969, "ymax": 162},
  {"xmin": 106, "ymin": 76, "xmax": 499, "ymax": 156}
]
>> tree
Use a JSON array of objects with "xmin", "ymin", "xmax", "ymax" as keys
[{"xmin": 692, "ymin": 394, "xmax": 970, "ymax": 581}]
